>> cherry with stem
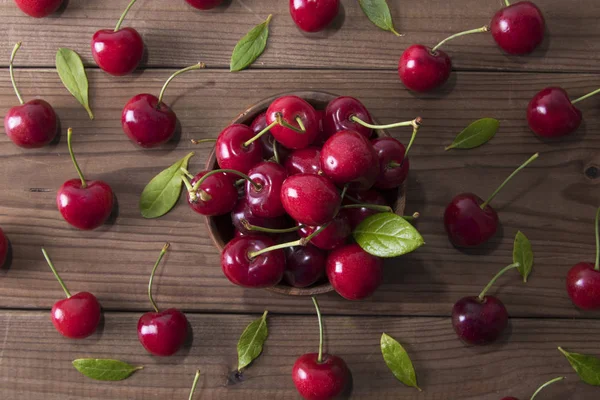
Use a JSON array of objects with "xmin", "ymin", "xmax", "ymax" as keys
[{"xmin": 186, "ymin": 168, "xmax": 261, "ymax": 202}]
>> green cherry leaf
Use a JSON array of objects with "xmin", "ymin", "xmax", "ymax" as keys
[
  {"xmin": 558, "ymin": 347, "xmax": 600, "ymax": 386},
  {"xmin": 56, "ymin": 48, "xmax": 94, "ymax": 120},
  {"xmin": 444, "ymin": 118, "xmax": 499, "ymax": 151},
  {"xmin": 513, "ymin": 231, "xmax": 533, "ymax": 282},
  {"xmin": 72, "ymin": 359, "xmax": 143, "ymax": 381},
  {"xmin": 230, "ymin": 14, "xmax": 272, "ymax": 72},
  {"xmin": 381, "ymin": 333, "xmax": 421, "ymax": 391},
  {"xmin": 139, "ymin": 152, "xmax": 194, "ymax": 219},
  {"xmin": 237, "ymin": 311, "xmax": 269, "ymax": 371},
  {"xmin": 358, "ymin": 0, "xmax": 401, "ymax": 36},
  {"xmin": 353, "ymin": 212, "xmax": 425, "ymax": 258}
]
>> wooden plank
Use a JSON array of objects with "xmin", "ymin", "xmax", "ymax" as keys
[
  {"xmin": 0, "ymin": 69, "xmax": 599, "ymax": 317},
  {"xmin": 0, "ymin": 311, "xmax": 597, "ymax": 399},
  {"xmin": 1, "ymin": 0, "xmax": 600, "ymax": 72}
]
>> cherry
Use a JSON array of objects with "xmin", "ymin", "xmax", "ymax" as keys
[
  {"xmin": 221, "ymin": 235, "xmax": 285, "ymax": 288},
  {"xmin": 399, "ymin": 26, "xmax": 488, "ymax": 92},
  {"xmin": 246, "ymin": 161, "xmax": 287, "ymax": 218},
  {"xmin": 250, "ymin": 112, "xmax": 290, "ymax": 162},
  {"xmin": 500, "ymin": 376, "xmax": 565, "ymax": 400},
  {"xmin": 4, "ymin": 42, "xmax": 57, "ymax": 148},
  {"xmin": 216, "ymin": 124, "xmax": 264, "ymax": 174},
  {"xmin": 266, "ymin": 96, "xmax": 319, "ymax": 149},
  {"xmin": 444, "ymin": 153, "xmax": 538, "ymax": 247},
  {"xmin": 289, "ymin": 0, "xmax": 339, "ymax": 33},
  {"xmin": 122, "ymin": 63, "xmax": 205, "ymax": 148},
  {"xmin": 343, "ymin": 190, "xmax": 388, "ymax": 230},
  {"xmin": 138, "ymin": 244, "xmax": 189, "ymax": 356},
  {"xmin": 185, "ymin": 0, "xmax": 222, "ymax": 10},
  {"xmin": 527, "ymin": 87, "xmax": 583, "ymax": 138},
  {"xmin": 0, "ymin": 227, "xmax": 8, "ymax": 268},
  {"xmin": 281, "ymin": 174, "xmax": 341, "ymax": 226},
  {"xmin": 284, "ymin": 147, "xmax": 322, "ymax": 176},
  {"xmin": 491, "ymin": 1, "xmax": 545, "ymax": 55},
  {"xmin": 299, "ymin": 211, "xmax": 351, "ymax": 251},
  {"xmin": 284, "ymin": 245, "xmax": 326, "ymax": 288},
  {"xmin": 183, "ymin": 170, "xmax": 238, "ymax": 217},
  {"xmin": 326, "ymin": 243, "xmax": 383, "ymax": 300},
  {"xmin": 231, "ymin": 198, "xmax": 292, "ymax": 236},
  {"xmin": 42, "ymin": 248, "xmax": 101, "ymax": 339},
  {"xmin": 91, "ymin": 0, "xmax": 144, "ymax": 76},
  {"xmin": 321, "ymin": 130, "xmax": 379, "ymax": 190},
  {"xmin": 323, "ymin": 96, "xmax": 374, "ymax": 140},
  {"xmin": 566, "ymin": 207, "xmax": 600, "ymax": 310},
  {"xmin": 57, "ymin": 129, "xmax": 114, "ymax": 230},
  {"xmin": 13, "ymin": 0, "xmax": 62, "ymax": 17},
  {"xmin": 292, "ymin": 297, "xmax": 350, "ymax": 400}
]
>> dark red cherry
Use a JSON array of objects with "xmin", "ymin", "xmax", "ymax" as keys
[
  {"xmin": 284, "ymin": 245, "xmax": 326, "ymax": 288},
  {"xmin": 500, "ymin": 398, "xmax": 519, "ymax": 400},
  {"xmin": 398, "ymin": 44, "xmax": 451, "ymax": 92},
  {"xmin": 527, "ymin": 87, "xmax": 582, "ymax": 138},
  {"xmin": 246, "ymin": 161, "xmax": 288, "ymax": 218},
  {"xmin": 92, "ymin": 28, "xmax": 144, "ymax": 76},
  {"xmin": 216, "ymin": 124, "xmax": 263, "ymax": 174},
  {"xmin": 299, "ymin": 211, "xmax": 351, "ymax": 251},
  {"xmin": 452, "ymin": 295, "xmax": 508, "ymax": 345},
  {"xmin": 326, "ymin": 243, "xmax": 383, "ymax": 300},
  {"xmin": 138, "ymin": 309, "xmax": 188, "ymax": 356},
  {"xmin": 185, "ymin": 0, "xmax": 222, "ymax": 9},
  {"xmin": 292, "ymin": 353, "xmax": 350, "ymax": 400},
  {"xmin": 281, "ymin": 174, "xmax": 341, "ymax": 226},
  {"xmin": 289, "ymin": 0, "xmax": 339, "ymax": 33},
  {"xmin": 323, "ymin": 96, "xmax": 373, "ymax": 140},
  {"xmin": 186, "ymin": 171, "xmax": 238, "ymax": 216},
  {"xmin": 566, "ymin": 262, "xmax": 600, "ymax": 310},
  {"xmin": 251, "ymin": 112, "xmax": 290, "ymax": 162},
  {"xmin": 14, "ymin": 0, "xmax": 62, "ymax": 17},
  {"xmin": 231, "ymin": 198, "xmax": 291, "ymax": 236},
  {"xmin": 321, "ymin": 130, "xmax": 379, "ymax": 190},
  {"xmin": 372, "ymin": 137, "xmax": 409, "ymax": 189},
  {"xmin": 5, "ymin": 99, "xmax": 57, "ymax": 148},
  {"xmin": 284, "ymin": 147, "xmax": 322, "ymax": 176},
  {"xmin": 343, "ymin": 190, "xmax": 388, "ymax": 229},
  {"xmin": 491, "ymin": 1, "xmax": 545, "ymax": 55},
  {"xmin": 444, "ymin": 193, "xmax": 498, "ymax": 248},
  {"xmin": 0, "ymin": 227, "xmax": 8, "ymax": 268},
  {"xmin": 221, "ymin": 236, "xmax": 285, "ymax": 288},
  {"xmin": 122, "ymin": 93, "xmax": 176, "ymax": 147},
  {"xmin": 266, "ymin": 96, "xmax": 319, "ymax": 149}
]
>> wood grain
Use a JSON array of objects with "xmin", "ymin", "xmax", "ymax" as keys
[{"xmin": 2, "ymin": 0, "xmax": 600, "ymax": 72}]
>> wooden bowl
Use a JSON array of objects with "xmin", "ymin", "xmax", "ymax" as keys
[{"xmin": 205, "ymin": 91, "xmax": 407, "ymax": 296}]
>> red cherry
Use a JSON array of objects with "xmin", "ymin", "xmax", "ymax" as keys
[
  {"xmin": 289, "ymin": 0, "xmax": 339, "ymax": 33},
  {"xmin": 452, "ymin": 295, "xmax": 508, "ymax": 345},
  {"xmin": 281, "ymin": 174, "xmax": 341, "ymax": 226},
  {"xmin": 0, "ymin": 227, "xmax": 8, "ymax": 268},
  {"xmin": 284, "ymin": 245, "xmax": 326, "ymax": 288},
  {"xmin": 299, "ymin": 211, "xmax": 351, "ymax": 251},
  {"xmin": 527, "ymin": 87, "xmax": 582, "ymax": 138},
  {"xmin": 246, "ymin": 161, "xmax": 287, "ymax": 218},
  {"xmin": 323, "ymin": 96, "xmax": 373, "ymax": 139},
  {"xmin": 326, "ymin": 243, "xmax": 383, "ymax": 300},
  {"xmin": 284, "ymin": 147, "xmax": 322, "ymax": 176},
  {"xmin": 250, "ymin": 112, "xmax": 290, "ymax": 162},
  {"xmin": 491, "ymin": 1, "xmax": 545, "ymax": 55},
  {"xmin": 501, "ymin": 398, "xmax": 519, "ymax": 400},
  {"xmin": 92, "ymin": 28, "xmax": 144, "ymax": 76},
  {"xmin": 13, "ymin": 0, "xmax": 62, "ymax": 17},
  {"xmin": 444, "ymin": 193, "xmax": 499, "ymax": 248},
  {"xmin": 185, "ymin": 0, "xmax": 222, "ymax": 9},
  {"xmin": 231, "ymin": 198, "xmax": 292, "ymax": 236},
  {"xmin": 186, "ymin": 171, "xmax": 238, "ymax": 216},
  {"xmin": 216, "ymin": 124, "xmax": 264, "ymax": 174},
  {"xmin": 398, "ymin": 45, "xmax": 451, "ymax": 92},
  {"xmin": 372, "ymin": 137, "xmax": 409, "ymax": 189},
  {"xmin": 266, "ymin": 96, "xmax": 319, "ymax": 149},
  {"xmin": 42, "ymin": 248, "xmax": 102, "ymax": 339},
  {"xmin": 343, "ymin": 190, "xmax": 388, "ymax": 230},
  {"xmin": 292, "ymin": 353, "xmax": 349, "ymax": 400}
]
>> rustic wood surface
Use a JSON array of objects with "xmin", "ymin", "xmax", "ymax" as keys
[{"xmin": 0, "ymin": 0, "xmax": 599, "ymax": 399}]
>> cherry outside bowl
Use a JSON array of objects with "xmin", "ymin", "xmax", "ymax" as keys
[{"xmin": 205, "ymin": 91, "xmax": 407, "ymax": 296}]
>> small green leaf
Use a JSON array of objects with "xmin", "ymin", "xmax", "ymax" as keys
[
  {"xmin": 230, "ymin": 15, "xmax": 272, "ymax": 72},
  {"xmin": 140, "ymin": 152, "xmax": 194, "ymax": 218},
  {"xmin": 353, "ymin": 212, "xmax": 425, "ymax": 258},
  {"xmin": 358, "ymin": 0, "xmax": 401, "ymax": 36},
  {"xmin": 56, "ymin": 48, "xmax": 94, "ymax": 120},
  {"xmin": 381, "ymin": 333, "xmax": 421, "ymax": 391},
  {"xmin": 444, "ymin": 118, "xmax": 499, "ymax": 151},
  {"xmin": 237, "ymin": 311, "xmax": 269, "ymax": 371},
  {"xmin": 72, "ymin": 359, "xmax": 143, "ymax": 381},
  {"xmin": 558, "ymin": 347, "xmax": 600, "ymax": 386},
  {"xmin": 513, "ymin": 231, "xmax": 533, "ymax": 282}
]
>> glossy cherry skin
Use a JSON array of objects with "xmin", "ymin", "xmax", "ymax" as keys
[
  {"xmin": 221, "ymin": 236, "xmax": 285, "ymax": 288},
  {"xmin": 284, "ymin": 245, "xmax": 326, "ymax": 288},
  {"xmin": 281, "ymin": 174, "xmax": 341, "ymax": 226},
  {"xmin": 299, "ymin": 211, "xmax": 351, "ymax": 251},
  {"xmin": 187, "ymin": 171, "xmax": 238, "ymax": 216},
  {"xmin": 185, "ymin": 0, "xmax": 222, "ymax": 9},
  {"xmin": 246, "ymin": 161, "xmax": 287, "ymax": 218},
  {"xmin": 122, "ymin": 94, "xmax": 177, "ymax": 148},
  {"xmin": 13, "ymin": 0, "xmax": 62, "ymax": 17},
  {"xmin": 91, "ymin": 28, "xmax": 144, "ymax": 76},
  {"xmin": 491, "ymin": 1, "xmax": 545, "ymax": 55},
  {"xmin": 266, "ymin": 96, "xmax": 319, "ymax": 149},
  {"xmin": 343, "ymin": 190, "xmax": 388, "ymax": 230},
  {"xmin": 292, "ymin": 353, "xmax": 350, "ymax": 400},
  {"xmin": 4, "ymin": 99, "xmax": 57, "ymax": 148},
  {"xmin": 284, "ymin": 147, "xmax": 322, "ymax": 176},
  {"xmin": 527, "ymin": 87, "xmax": 582, "ymax": 138},
  {"xmin": 0, "ymin": 227, "xmax": 8, "ymax": 268},
  {"xmin": 251, "ymin": 112, "xmax": 290, "ymax": 162},
  {"xmin": 326, "ymin": 243, "xmax": 383, "ymax": 300},
  {"xmin": 231, "ymin": 198, "xmax": 292, "ymax": 236},
  {"xmin": 452, "ymin": 295, "xmax": 508, "ymax": 345},
  {"xmin": 372, "ymin": 137, "xmax": 409, "ymax": 189},
  {"xmin": 137, "ymin": 308, "xmax": 188, "ymax": 356},
  {"xmin": 216, "ymin": 124, "xmax": 263, "ymax": 174},
  {"xmin": 323, "ymin": 96, "xmax": 373, "ymax": 140},
  {"xmin": 57, "ymin": 179, "xmax": 114, "ymax": 230},
  {"xmin": 51, "ymin": 292, "xmax": 101, "ymax": 339},
  {"xmin": 289, "ymin": 0, "xmax": 339, "ymax": 33},
  {"xmin": 444, "ymin": 193, "xmax": 499, "ymax": 247},
  {"xmin": 398, "ymin": 45, "xmax": 452, "ymax": 92},
  {"xmin": 321, "ymin": 130, "xmax": 379, "ymax": 191},
  {"xmin": 566, "ymin": 262, "xmax": 600, "ymax": 310}
]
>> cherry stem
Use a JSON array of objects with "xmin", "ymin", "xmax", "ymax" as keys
[
  {"xmin": 9, "ymin": 42, "xmax": 24, "ymax": 105},
  {"xmin": 478, "ymin": 263, "xmax": 520, "ymax": 300},
  {"xmin": 249, "ymin": 223, "xmax": 330, "ymax": 258},
  {"xmin": 403, "ymin": 119, "xmax": 422, "ymax": 159},
  {"xmin": 277, "ymin": 113, "xmax": 306, "ymax": 134},
  {"xmin": 595, "ymin": 207, "xmax": 600, "ymax": 271},
  {"xmin": 480, "ymin": 153, "xmax": 539, "ymax": 210},
  {"xmin": 188, "ymin": 370, "xmax": 201, "ymax": 400},
  {"xmin": 181, "ymin": 174, "xmax": 211, "ymax": 202},
  {"xmin": 148, "ymin": 243, "xmax": 170, "ymax": 313},
  {"xmin": 244, "ymin": 120, "xmax": 278, "ymax": 148},
  {"xmin": 431, "ymin": 26, "xmax": 489, "ymax": 53},
  {"xmin": 241, "ymin": 219, "xmax": 302, "ymax": 233},
  {"xmin": 572, "ymin": 87, "xmax": 600, "ymax": 105},
  {"xmin": 41, "ymin": 248, "xmax": 71, "ymax": 298},
  {"xmin": 389, "ymin": 161, "xmax": 402, "ymax": 168},
  {"xmin": 158, "ymin": 63, "xmax": 206, "ymax": 105},
  {"xmin": 341, "ymin": 204, "xmax": 393, "ymax": 213},
  {"xmin": 296, "ymin": 116, "xmax": 306, "ymax": 132},
  {"xmin": 504, "ymin": 0, "xmax": 511, "ymax": 6},
  {"xmin": 273, "ymin": 140, "xmax": 280, "ymax": 164},
  {"xmin": 190, "ymin": 169, "xmax": 260, "ymax": 201},
  {"xmin": 311, "ymin": 296, "xmax": 324, "ymax": 363},
  {"xmin": 350, "ymin": 116, "xmax": 422, "ymax": 132},
  {"xmin": 403, "ymin": 212, "xmax": 420, "ymax": 222},
  {"xmin": 67, "ymin": 128, "xmax": 87, "ymax": 189},
  {"xmin": 529, "ymin": 376, "xmax": 564, "ymax": 400},
  {"xmin": 180, "ymin": 167, "xmax": 195, "ymax": 180},
  {"xmin": 114, "ymin": 0, "xmax": 137, "ymax": 32},
  {"xmin": 190, "ymin": 138, "xmax": 217, "ymax": 145}
]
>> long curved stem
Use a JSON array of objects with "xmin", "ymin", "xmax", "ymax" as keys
[
  {"xmin": 312, "ymin": 296, "xmax": 324, "ymax": 363},
  {"xmin": 241, "ymin": 220, "xmax": 302, "ymax": 234},
  {"xmin": 595, "ymin": 207, "xmax": 600, "ymax": 271},
  {"xmin": 478, "ymin": 263, "xmax": 520, "ymax": 300},
  {"xmin": 9, "ymin": 42, "xmax": 24, "ymax": 105},
  {"xmin": 190, "ymin": 169, "xmax": 260, "ymax": 196},
  {"xmin": 350, "ymin": 116, "xmax": 421, "ymax": 131},
  {"xmin": 148, "ymin": 243, "xmax": 170, "ymax": 313},
  {"xmin": 277, "ymin": 113, "xmax": 305, "ymax": 134},
  {"xmin": 41, "ymin": 248, "xmax": 71, "ymax": 298},
  {"xmin": 403, "ymin": 119, "xmax": 422, "ymax": 159},
  {"xmin": 248, "ymin": 223, "xmax": 330, "ymax": 258},
  {"xmin": 67, "ymin": 128, "xmax": 87, "ymax": 189},
  {"xmin": 431, "ymin": 26, "xmax": 489, "ymax": 53},
  {"xmin": 158, "ymin": 63, "xmax": 206, "ymax": 105},
  {"xmin": 115, "ymin": 0, "xmax": 137, "ymax": 31},
  {"xmin": 190, "ymin": 138, "xmax": 217, "ymax": 145},
  {"xmin": 244, "ymin": 120, "xmax": 278, "ymax": 148},
  {"xmin": 481, "ymin": 153, "xmax": 539, "ymax": 210},
  {"xmin": 572, "ymin": 88, "xmax": 600, "ymax": 104},
  {"xmin": 530, "ymin": 377, "xmax": 564, "ymax": 400},
  {"xmin": 188, "ymin": 370, "xmax": 201, "ymax": 400}
]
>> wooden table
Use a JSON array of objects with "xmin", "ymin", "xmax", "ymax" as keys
[{"xmin": 0, "ymin": 0, "xmax": 599, "ymax": 398}]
